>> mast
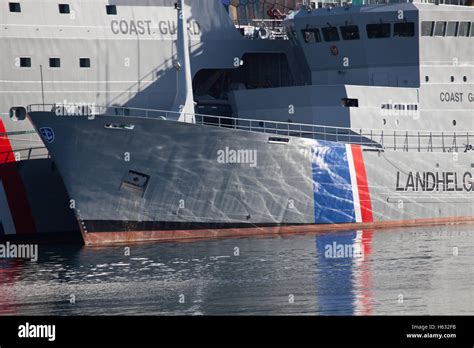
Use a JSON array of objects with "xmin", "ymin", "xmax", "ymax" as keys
[{"xmin": 172, "ymin": 0, "xmax": 195, "ymax": 123}]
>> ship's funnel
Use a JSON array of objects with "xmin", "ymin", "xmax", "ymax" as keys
[{"xmin": 171, "ymin": 0, "xmax": 195, "ymax": 123}]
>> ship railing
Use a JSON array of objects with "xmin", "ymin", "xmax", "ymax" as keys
[
  {"xmin": 26, "ymin": 104, "xmax": 473, "ymax": 153},
  {"xmin": 0, "ymin": 146, "xmax": 50, "ymax": 164}
]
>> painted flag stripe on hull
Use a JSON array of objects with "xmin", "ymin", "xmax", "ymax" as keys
[
  {"xmin": 312, "ymin": 142, "xmax": 373, "ymax": 224},
  {"xmin": 350, "ymin": 145, "xmax": 374, "ymax": 223},
  {"xmin": 346, "ymin": 144, "xmax": 362, "ymax": 223},
  {"xmin": 0, "ymin": 118, "xmax": 37, "ymax": 235}
]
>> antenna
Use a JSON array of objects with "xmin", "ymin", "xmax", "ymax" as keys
[
  {"xmin": 171, "ymin": 0, "xmax": 196, "ymax": 124},
  {"xmin": 40, "ymin": 64, "xmax": 45, "ymax": 110}
]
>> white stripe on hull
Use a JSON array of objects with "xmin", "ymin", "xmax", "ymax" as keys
[{"xmin": 346, "ymin": 144, "xmax": 362, "ymax": 223}]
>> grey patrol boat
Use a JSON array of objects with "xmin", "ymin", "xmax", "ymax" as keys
[
  {"xmin": 27, "ymin": 0, "xmax": 474, "ymax": 245},
  {"xmin": 1, "ymin": 0, "xmax": 298, "ymax": 242}
]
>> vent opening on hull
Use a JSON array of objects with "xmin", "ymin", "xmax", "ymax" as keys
[
  {"xmin": 121, "ymin": 171, "xmax": 150, "ymax": 196},
  {"xmin": 268, "ymin": 136, "xmax": 289, "ymax": 144}
]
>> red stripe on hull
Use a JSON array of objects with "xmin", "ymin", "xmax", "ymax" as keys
[
  {"xmin": 0, "ymin": 164, "xmax": 37, "ymax": 234},
  {"xmin": 0, "ymin": 118, "xmax": 37, "ymax": 235},
  {"xmin": 82, "ymin": 216, "xmax": 474, "ymax": 246},
  {"xmin": 0, "ymin": 118, "xmax": 15, "ymax": 163},
  {"xmin": 351, "ymin": 145, "xmax": 374, "ymax": 223}
]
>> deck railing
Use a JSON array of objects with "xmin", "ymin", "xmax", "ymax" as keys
[
  {"xmin": 0, "ymin": 146, "xmax": 50, "ymax": 164},
  {"xmin": 26, "ymin": 104, "xmax": 473, "ymax": 153}
]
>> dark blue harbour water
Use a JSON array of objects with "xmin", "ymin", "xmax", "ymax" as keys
[{"xmin": 0, "ymin": 225, "xmax": 473, "ymax": 315}]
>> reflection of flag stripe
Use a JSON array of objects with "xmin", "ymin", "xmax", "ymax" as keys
[{"xmin": 350, "ymin": 145, "xmax": 374, "ymax": 223}]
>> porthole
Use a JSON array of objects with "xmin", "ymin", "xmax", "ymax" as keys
[
  {"xmin": 9, "ymin": 2, "xmax": 21, "ymax": 12},
  {"xmin": 49, "ymin": 57, "xmax": 61, "ymax": 68},
  {"xmin": 453, "ymin": 120, "xmax": 457, "ymax": 126},
  {"xmin": 18, "ymin": 57, "xmax": 31, "ymax": 67},
  {"xmin": 106, "ymin": 5, "xmax": 117, "ymax": 15},
  {"xmin": 463, "ymin": 76, "xmax": 468, "ymax": 82},
  {"xmin": 382, "ymin": 119, "xmax": 387, "ymax": 125},
  {"xmin": 450, "ymin": 76, "xmax": 455, "ymax": 82},
  {"xmin": 425, "ymin": 76, "xmax": 429, "ymax": 82},
  {"xmin": 79, "ymin": 58, "xmax": 91, "ymax": 68},
  {"xmin": 58, "ymin": 4, "xmax": 70, "ymax": 14}
]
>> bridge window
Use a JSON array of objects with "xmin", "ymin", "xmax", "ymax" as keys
[
  {"xmin": 106, "ymin": 5, "xmax": 117, "ymax": 15},
  {"xmin": 58, "ymin": 4, "xmax": 70, "ymax": 14},
  {"xmin": 434, "ymin": 21, "xmax": 446, "ymax": 37},
  {"xmin": 446, "ymin": 22, "xmax": 458, "ymax": 37},
  {"xmin": 302, "ymin": 28, "xmax": 321, "ymax": 43},
  {"xmin": 49, "ymin": 58, "xmax": 61, "ymax": 68},
  {"xmin": 322, "ymin": 27, "xmax": 340, "ymax": 42},
  {"xmin": 341, "ymin": 98, "xmax": 358, "ymax": 108},
  {"xmin": 19, "ymin": 57, "xmax": 31, "ymax": 67},
  {"xmin": 79, "ymin": 58, "xmax": 91, "ymax": 68},
  {"xmin": 9, "ymin": 2, "xmax": 21, "ymax": 12},
  {"xmin": 366, "ymin": 23, "xmax": 390, "ymax": 39},
  {"xmin": 340, "ymin": 25, "xmax": 360, "ymax": 40},
  {"xmin": 394, "ymin": 22, "xmax": 415, "ymax": 37},
  {"xmin": 458, "ymin": 22, "xmax": 470, "ymax": 37},
  {"xmin": 421, "ymin": 21, "xmax": 434, "ymax": 36}
]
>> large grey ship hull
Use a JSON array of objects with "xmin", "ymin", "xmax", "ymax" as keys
[
  {"xmin": 0, "ymin": 0, "xmax": 300, "ymax": 242},
  {"xmin": 28, "ymin": 111, "xmax": 474, "ymax": 244}
]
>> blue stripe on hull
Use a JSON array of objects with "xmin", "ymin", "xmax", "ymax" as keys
[{"xmin": 311, "ymin": 142, "xmax": 356, "ymax": 224}]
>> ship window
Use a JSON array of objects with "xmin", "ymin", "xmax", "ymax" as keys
[
  {"xmin": 19, "ymin": 57, "xmax": 31, "ymax": 67},
  {"xmin": 394, "ymin": 22, "xmax": 415, "ymax": 37},
  {"xmin": 106, "ymin": 5, "xmax": 117, "ymax": 15},
  {"xmin": 341, "ymin": 98, "xmax": 358, "ymax": 108},
  {"xmin": 471, "ymin": 22, "xmax": 474, "ymax": 36},
  {"xmin": 464, "ymin": 76, "xmax": 468, "ymax": 82},
  {"xmin": 458, "ymin": 22, "xmax": 470, "ymax": 37},
  {"xmin": 407, "ymin": 105, "xmax": 418, "ymax": 111},
  {"xmin": 421, "ymin": 21, "xmax": 434, "ymax": 36},
  {"xmin": 434, "ymin": 21, "xmax": 446, "ymax": 37},
  {"xmin": 302, "ymin": 28, "xmax": 321, "ymax": 43},
  {"xmin": 322, "ymin": 27, "xmax": 340, "ymax": 42},
  {"xmin": 366, "ymin": 23, "xmax": 390, "ymax": 39},
  {"xmin": 79, "ymin": 58, "xmax": 91, "ymax": 68},
  {"xmin": 49, "ymin": 57, "xmax": 61, "ymax": 68},
  {"xmin": 340, "ymin": 25, "xmax": 360, "ymax": 40},
  {"xmin": 58, "ymin": 4, "xmax": 70, "ymax": 14},
  {"xmin": 446, "ymin": 22, "xmax": 458, "ymax": 37},
  {"xmin": 381, "ymin": 104, "xmax": 392, "ymax": 110},
  {"xmin": 9, "ymin": 2, "xmax": 21, "ymax": 12}
]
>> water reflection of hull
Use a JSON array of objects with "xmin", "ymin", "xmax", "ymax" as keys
[
  {"xmin": 0, "ymin": 260, "xmax": 21, "ymax": 314},
  {"xmin": 316, "ymin": 230, "xmax": 373, "ymax": 315}
]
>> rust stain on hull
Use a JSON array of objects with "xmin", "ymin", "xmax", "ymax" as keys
[{"xmin": 82, "ymin": 216, "xmax": 474, "ymax": 246}]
